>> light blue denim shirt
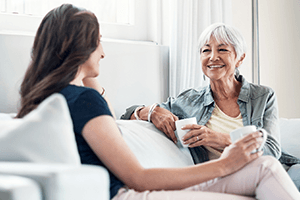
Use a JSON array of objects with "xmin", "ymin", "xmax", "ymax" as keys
[{"xmin": 160, "ymin": 75, "xmax": 281, "ymax": 159}]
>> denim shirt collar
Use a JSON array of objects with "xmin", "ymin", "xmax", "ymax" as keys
[
  {"xmin": 203, "ymin": 75, "xmax": 250, "ymax": 106},
  {"xmin": 237, "ymin": 75, "xmax": 250, "ymax": 103},
  {"xmin": 203, "ymin": 85, "xmax": 214, "ymax": 107}
]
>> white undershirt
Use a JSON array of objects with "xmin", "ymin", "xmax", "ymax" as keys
[{"xmin": 205, "ymin": 104, "xmax": 243, "ymax": 160}]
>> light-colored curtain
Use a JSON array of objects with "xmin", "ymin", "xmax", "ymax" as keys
[{"xmin": 169, "ymin": 0, "xmax": 232, "ymax": 97}]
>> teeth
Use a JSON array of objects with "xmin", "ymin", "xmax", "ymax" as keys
[{"xmin": 209, "ymin": 65, "xmax": 223, "ymax": 68}]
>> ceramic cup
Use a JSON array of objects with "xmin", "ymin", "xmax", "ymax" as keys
[
  {"xmin": 175, "ymin": 117, "xmax": 197, "ymax": 148},
  {"xmin": 230, "ymin": 125, "xmax": 267, "ymax": 153}
]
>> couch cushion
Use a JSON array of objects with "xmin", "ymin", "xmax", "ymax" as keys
[
  {"xmin": 0, "ymin": 163, "xmax": 109, "ymax": 200},
  {"xmin": 280, "ymin": 118, "xmax": 300, "ymax": 158},
  {"xmin": 0, "ymin": 175, "xmax": 41, "ymax": 200},
  {"xmin": 0, "ymin": 93, "xmax": 80, "ymax": 164},
  {"xmin": 117, "ymin": 120, "xmax": 194, "ymax": 168}
]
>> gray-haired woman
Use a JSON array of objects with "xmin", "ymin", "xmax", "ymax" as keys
[
  {"xmin": 122, "ymin": 23, "xmax": 300, "ymax": 192},
  {"xmin": 123, "ymin": 23, "xmax": 280, "ymax": 161}
]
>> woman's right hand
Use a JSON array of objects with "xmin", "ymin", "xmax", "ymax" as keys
[
  {"xmin": 150, "ymin": 107, "xmax": 179, "ymax": 143},
  {"xmin": 219, "ymin": 131, "xmax": 264, "ymax": 176},
  {"xmin": 133, "ymin": 106, "xmax": 179, "ymax": 143}
]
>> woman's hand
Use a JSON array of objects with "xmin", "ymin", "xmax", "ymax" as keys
[
  {"xmin": 219, "ymin": 131, "xmax": 264, "ymax": 175},
  {"xmin": 151, "ymin": 107, "xmax": 179, "ymax": 143},
  {"xmin": 135, "ymin": 106, "xmax": 179, "ymax": 143},
  {"xmin": 82, "ymin": 77, "xmax": 116, "ymax": 119},
  {"xmin": 181, "ymin": 124, "xmax": 231, "ymax": 148}
]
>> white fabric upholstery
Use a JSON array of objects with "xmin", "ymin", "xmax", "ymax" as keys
[
  {"xmin": 0, "ymin": 94, "xmax": 80, "ymax": 164},
  {"xmin": 117, "ymin": 120, "xmax": 194, "ymax": 168},
  {"xmin": 0, "ymin": 175, "xmax": 41, "ymax": 200},
  {"xmin": 279, "ymin": 118, "xmax": 300, "ymax": 158},
  {"xmin": 0, "ymin": 162, "xmax": 110, "ymax": 200}
]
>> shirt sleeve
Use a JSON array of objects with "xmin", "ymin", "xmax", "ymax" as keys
[
  {"xmin": 262, "ymin": 89, "xmax": 281, "ymax": 159},
  {"xmin": 71, "ymin": 89, "xmax": 112, "ymax": 134}
]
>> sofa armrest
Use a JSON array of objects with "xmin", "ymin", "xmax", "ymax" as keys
[
  {"xmin": 0, "ymin": 175, "xmax": 41, "ymax": 200},
  {"xmin": 0, "ymin": 162, "xmax": 109, "ymax": 200}
]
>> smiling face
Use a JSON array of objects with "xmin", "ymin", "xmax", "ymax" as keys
[{"xmin": 200, "ymin": 37, "xmax": 244, "ymax": 82}]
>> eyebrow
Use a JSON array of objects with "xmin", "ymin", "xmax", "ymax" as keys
[{"xmin": 204, "ymin": 43, "xmax": 228, "ymax": 47}]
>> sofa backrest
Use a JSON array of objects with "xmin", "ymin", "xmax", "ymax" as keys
[{"xmin": 0, "ymin": 33, "xmax": 169, "ymax": 119}]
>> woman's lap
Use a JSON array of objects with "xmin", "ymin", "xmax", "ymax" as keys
[
  {"xmin": 113, "ymin": 156, "xmax": 298, "ymax": 200},
  {"xmin": 113, "ymin": 187, "xmax": 255, "ymax": 200}
]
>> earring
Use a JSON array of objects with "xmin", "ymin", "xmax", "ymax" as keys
[
  {"xmin": 203, "ymin": 74, "xmax": 206, "ymax": 81},
  {"xmin": 235, "ymin": 68, "xmax": 240, "ymax": 78}
]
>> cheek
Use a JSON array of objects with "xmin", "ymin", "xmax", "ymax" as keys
[{"xmin": 200, "ymin": 55, "xmax": 207, "ymax": 64}]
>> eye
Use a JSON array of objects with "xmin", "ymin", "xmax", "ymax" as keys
[
  {"xmin": 202, "ymin": 49, "xmax": 210, "ymax": 53},
  {"xmin": 219, "ymin": 49, "xmax": 228, "ymax": 52}
]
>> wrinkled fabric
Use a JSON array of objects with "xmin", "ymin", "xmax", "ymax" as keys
[{"xmin": 160, "ymin": 75, "xmax": 281, "ymax": 159}]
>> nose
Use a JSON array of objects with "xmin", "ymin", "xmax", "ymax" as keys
[
  {"xmin": 101, "ymin": 52, "xmax": 105, "ymax": 59},
  {"xmin": 209, "ymin": 50, "xmax": 219, "ymax": 61}
]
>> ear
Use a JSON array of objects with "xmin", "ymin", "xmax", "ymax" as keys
[{"xmin": 236, "ymin": 53, "xmax": 246, "ymax": 68}]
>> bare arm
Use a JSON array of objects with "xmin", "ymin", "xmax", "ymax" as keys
[
  {"xmin": 82, "ymin": 77, "xmax": 116, "ymax": 119},
  {"xmin": 82, "ymin": 115, "xmax": 263, "ymax": 191}
]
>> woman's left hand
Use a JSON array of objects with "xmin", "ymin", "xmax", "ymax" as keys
[{"xmin": 181, "ymin": 124, "xmax": 231, "ymax": 148}]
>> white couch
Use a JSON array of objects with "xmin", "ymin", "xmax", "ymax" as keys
[{"xmin": 1, "ymin": 33, "xmax": 299, "ymax": 200}]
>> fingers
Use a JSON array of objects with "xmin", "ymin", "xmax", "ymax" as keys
[
  {"xmin": 235, "ymin": 131, "xmax": 264, "ymax": 154},
  {"xmin": 164, "ymin": 121, "xmax": 178, "ymax": 143},
  {"xmin": 242, "ymin": 131, "xmax": 263, "ymax": 141},
  {"xmin": 185, "ymin": 136, "xmax": 203, "ymax": 148},
  {"xmin": 181, "ymin": 125, "xmax": 205, "ymax": 147},
  {"xmin": 245, "ymin": 137, "xmax": 264, "ymax": 154},
  {"xmin": 181, "ymin": 124, "xmax": 202, "ymax": 139},
  {"xmin": 151, "ymin": 107, "xmax": 178, "ymax": 143}
]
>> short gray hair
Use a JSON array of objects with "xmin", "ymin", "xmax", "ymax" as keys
[{"xmin": 198, "ymin": 23, "xmax": 247, "ymax": 60}]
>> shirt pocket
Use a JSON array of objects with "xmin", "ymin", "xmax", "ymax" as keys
[{"xmin": 251, "ymin": 117, "xmax": 263, "ymax": 129}]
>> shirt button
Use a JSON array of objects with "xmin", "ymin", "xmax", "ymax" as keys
[{"xmin": 258, "ymin": 122, "xmax": 262, "ymax": 126}]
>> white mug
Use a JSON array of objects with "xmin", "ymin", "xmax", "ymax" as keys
[
  {"xmin": 230, "ymin": 125, "xmax": 267, "ymax": 153},
  {"xmin": 175, "ymin": 117, "xmax": 197, "ymax": 148}
]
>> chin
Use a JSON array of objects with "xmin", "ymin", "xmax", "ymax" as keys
[
  {"xmin": 91, "ymin": 70, "xmax": 99, "ymax": 77},
  {"xmin": 93, "ymin": 73, "xmax": 99, "ymax": 78}
]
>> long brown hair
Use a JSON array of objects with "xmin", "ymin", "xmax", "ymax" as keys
[{"xmin": 16, "ymin": 4, "xmax": 100, "ymax": 118}]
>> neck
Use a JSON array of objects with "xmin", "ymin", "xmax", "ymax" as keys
[
  {"xmin": 70, "ymin": 73, "xmax": 84, "ymax": 86},
  {"xmin": 210, "ymin": 77, "xmax": 241, "ymax": 100}
]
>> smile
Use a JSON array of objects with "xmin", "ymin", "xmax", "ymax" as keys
[{"xmin": 208, "ymin": 65, "xmax": 225, "ymax": 68}]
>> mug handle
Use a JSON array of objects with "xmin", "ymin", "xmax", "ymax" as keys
[{"xmin": 257, "ymin": 128, "xmax": 267, "ymax": 152}]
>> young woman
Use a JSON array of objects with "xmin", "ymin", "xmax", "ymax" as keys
[{"xmin": 17, "ymin": 4, "xmax": 300, "ymax": 200}]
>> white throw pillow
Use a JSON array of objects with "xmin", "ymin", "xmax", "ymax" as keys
[
  {"xmin": 280, "ymin": 118, "xmax": 300, "ymax": 159},
  {"xmin": 117, "ymin": 120, "xmax": 194, "ymax": 168},
  {"xmin": 0, "ymin": 94, "xmax": 81, "ymax": 164}
]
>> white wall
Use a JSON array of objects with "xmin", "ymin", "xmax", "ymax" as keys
[
  {"xmin": 0, "ymin": 34, "xmax": 169, "ymax": 119},
  {"xmin": 259, "ymin": 0, "xmax": 300, "ymax": 118},
  {"xmin": 99, "ymin": 39, "xmax": 169, "ymax": 118},
  {"xmin": 232, "ymin": 0, "xmax": 300, "ymax": 118},
  {"xmin": 231, "ymin": 0, "xmax": 253, "ymax": 86}
]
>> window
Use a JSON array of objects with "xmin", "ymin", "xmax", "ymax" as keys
[
  {"xmin": 0, "ymin": 0, "xmax": 133, "ymax": 24},
  {"xmin": 0, "ymin": 0, "xmax": 159, "ymax": 42}
]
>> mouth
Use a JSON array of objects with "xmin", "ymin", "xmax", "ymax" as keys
[{"xmin": 208, "ymin": 65, "xmax": 225, "ymax": 69}]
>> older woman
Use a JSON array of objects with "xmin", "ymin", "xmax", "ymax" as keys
[
  {"xmin": 123, "ymin": 23, "xmax": 280, "ymax": 161},
  {"xmin": 122, "ymin": 23, "xmax": 300, "ymax": 190}
]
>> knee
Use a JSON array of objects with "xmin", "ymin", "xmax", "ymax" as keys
[{"xmin": 253, "ymin": 156, "xmax": 282, "ymax": 172}]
